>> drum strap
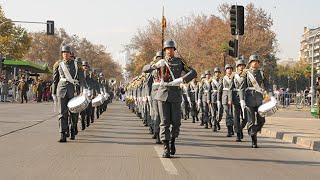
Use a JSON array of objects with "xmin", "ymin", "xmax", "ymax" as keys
[
  {"xmin": 247, "ymin": 71, "xmax": 263, "ymax": 94},
  {"xmin": 211, "ymin": 78, "xmax": 219, "ymax": 88},
  {"xmin": 60, "ymin": 61, "xmax": 79, "ymax": 85},
  {"xmin": 234, "ymin": 74, "xmax": 241, "ymax": 86}
]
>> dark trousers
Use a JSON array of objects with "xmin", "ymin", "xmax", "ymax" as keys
[
  {"xmin": 202, "ymin": 101, "xmax": 210, "ymax": 123},
  {"xmin": 81, "ymin": 103, "xmax": 92, "ymax": 124},
  {"xmin": 210, "ymin": 103, "xmax": 223, "ymax": 126},
  {"xmin": 152, "ymin": 99, "xmax": 160, "ymax": 133},
  {"xmin": 246, "ymin": 106, "xmax": 265, "ymax": 136},
  {"xmin": 20, "ymin": 92, "xmax": 27, "ymax": 103},
  {"xmin": 223, "ymin": 104, "xmax": 233, "ymax": 127},
  {"xmin": 58, "ymin": 96, "xmax": 71, "ymax": 133},
  {"xmin": 233, "ymin": 103, "xmax": 247, "ymax": 133},
  {"xmin": 158, "ymin": 101, "xmax": 181, "ymax": 141}
]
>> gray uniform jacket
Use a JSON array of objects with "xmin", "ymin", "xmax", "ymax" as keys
[
  {"xmin": 144, "ymin": 57, "xmax": 197, "ymax": 102},
  {"xmin": 188, "ymin": 81, "xmax": 198, "ymax": 102},
  {"xmin": 231, "ymin": 71, "xmax": 246, "ymax": 105},
  {"xmin": 209, "ymin": 76, "xmax": 222, "ymax": 103},
  {"xmin": 241, "ymin": 69, "xmax": 273, "ymax": 107},
  {"xmin": 198, "ymin": 79, "xmax": 211, "ymax": 102},
  {"xmin": 52, "ymin": 60, "xmax": 87, "ymax": 98},
  {"xmin": 218, "ymin": 74, "xmax": 233, "ymax": 105}
]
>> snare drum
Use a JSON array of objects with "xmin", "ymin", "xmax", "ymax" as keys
[
  {"xmin": 258, "ymin": 99, "xmax": 278, "ymax": 117},
  {"xmin": 67, "ymin": 96, "xmax": 90, "ymax": 113},
  {"xmin": 92, "ymin": 94, "xmax": 104, "ymax": 107}
]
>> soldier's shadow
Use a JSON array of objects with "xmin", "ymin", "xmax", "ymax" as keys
[{"xmin": 178, "ymin": 153, "xmax": 320, "ymax": 166}]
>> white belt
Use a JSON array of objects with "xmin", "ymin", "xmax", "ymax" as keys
[
  {"xmin": 204, "ymin": 90, "xmax": 209, "ymax": 93},
  {"xmin": 152, "ymin": 82, "xmax": 160, "ymax": 86},
  {"xmin": 211, "ymin": 90, "xmax": 218, "ymax": 92},
  {"xmin": 223, "ymin": 88, "xmax": 230, "ymax": 91},
  {"xmin": 233, "ymin": 89, "xmax": 240, "ymax": 92},
  {"xmin": 60, "ymin": 78, "xmax": 79, "ymax": 85}
]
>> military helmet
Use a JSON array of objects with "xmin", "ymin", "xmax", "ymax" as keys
[
  {"xmin": 82, "ymin": 61, "xmax": 89, "ymax": 66},
  {"xmin": 99, "ymin": 73, "xmax": 104, "ymax": 77},
  {"xmin": 75, "ymin": 57, "xmax": 82, "ymax": 63},
  {"xmin": 205, "ymin": 70, "xmax": 211, "ymax": 75},
  {"xmin": 236, "ymin": 59, "xmax": 246, "ymax": 67},
  {"xmin": 201, "ymin": 74, "xmax": 206, "ymax": 79},
  {"xmin": 156, "ymin": 51, "xmax": 163, "ymax": 58},
  {"xmin": 163, "ymin": 40, "xmax": 176, "ymax": 50},
  {"xmin": 213, "ymin": 67, "xmax": 221, "ymax": 73},
  {"xmin": 61, "ymin": 45, "xmax": 71, "ymax": 52},
  {"xmin": 225, "ymin": 64, "xmax": 233, "ymax": 70},
  {"xmin": 248, "ymin": 55, "xmax": 259, "ymax": 64}
]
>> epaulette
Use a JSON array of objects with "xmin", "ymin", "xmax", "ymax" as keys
[{"xmin": 53, "ymin": 60, "xmax": 62, "ymax": 70}]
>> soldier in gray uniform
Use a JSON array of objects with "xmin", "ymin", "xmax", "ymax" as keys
[
  {"xmin": 209, "ymin": 67, "xmax": 223, "ymax": 132},
  {"xmin": 199, "ymin": 70, "xmax": 211, "ymax": 129},
  {"xmin": 143, "ymin": 51, "xmax": 163, "ymax": 144},
  {"xmin": 91, "ymin": 69, "xmax": 100, "ymax": 123},
  {"xmin": 241, "ymin": 55, "xmax": 273, "ymax": 148},
  {"xmin": 181, "ymin": 82, "xmax": 191, "ymax": 120},
  {"xmin": 188, "ymin": 77, "xmax": 199, "ymax": 123},
  {"xmin": 219, "ymin": 64, "xmax": 234, "ymax": 137},
  {"xmin": 145, "ymin": 40, "xmax": 197, "ymax": 158},
  {"xmin": 232, "ymin": 59, "xmax": 247, "ymax": 142},
  {"xmin": 52, "ymin": 46, "xmax": 88, "ymax": 142},
  {"xmin": 197, "ymin": 74, "xmax": 206, "ymax": 126},
  {"xmin": 80, "ymin": 61, "xmax": 94, "ymax": 130}
]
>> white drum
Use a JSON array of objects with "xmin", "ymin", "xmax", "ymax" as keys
[
  {"xmin": 92, "ymin": 94, "xmax": 104, "ymax": 107},
  {"xmin": 258, "ymin": 98, "xmax": 278, "ymax": 117},
  {"xmin": 67, "ymin": 96, "xmax": 90, "ymax": 113}
]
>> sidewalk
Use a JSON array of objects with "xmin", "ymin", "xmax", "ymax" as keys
[{"xmin": 260, "ymin": 108, "xmax": 320, "ymax": 152}]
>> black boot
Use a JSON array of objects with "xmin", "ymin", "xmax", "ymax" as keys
[
  {"xmin": 209, "ymin": 121, "xmax": 213, "ymax": 128},
  {"xmin": 231, "ymin": 126, "xmax": 234, "ymax": 135},
  {"xmin": 251, "ymin": 135, "xmax": 258, "ymax": 148},
  {"xmin": 66, "ymin": 129, "xmax": 70, "ymax": 137},
  {"xmin": 149, "ymin": 127, "xmax": 153, "ymax": 134},
  {"xmin": 156, "ymin": 133, "xmax": 162, "ymax": 144},
  {"xmin": 192, "ymin": 116, "xmax": 195, "ymax": 123},
  {"xmin": 75, "ymin": 125, "xmax": 78, "ymax": 135},
  {"xmin": 236, "ymin": 133, "xmax": 242, "ymax": 142},
  {"xmin": 226, "ymin": 126, "xmax": 232, "ymax": 137},
  {"xmin": 70, "ymin": 129, "xmax": 75, "ymax": 140},
  {"xmin": 196, "ymin": 116, "xmax": 199, "ymax": 122},
  {"xmin": 81, "ymin": 120, "xmax": 85, "ymax": 130},
  {"xmin": 58, "ymin": 132, "xmax": 67, "ymax": 143},
  {"xmin": 170, "ymin": 138, "xmax": 176, "ymax": 155},
  {"xmin": 240, "ymin": 131, "xmax": 244, "ymax": 139},
  {"xmin": 212, "ymin": 125, "xmax": 217, "ymax": 132},
  {"xmin": 162, "ymin": 140, "xmax": 171, "ymax": 158},
  {"xmin": 217, "ymin": 122, "xmax": 221, "ymax": 130},
  {"xmin": 204, "ymin": 122, "xmax": 208, "ymax": 129},
  {"xmin": 86, "ymin": 118, "xmax": 90, "ymax": 127},
  {"xmin": 152, "ymin": 132, "xmax": 157, "ymax": 139}
]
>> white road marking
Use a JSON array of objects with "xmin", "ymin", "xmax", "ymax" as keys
[{"xmin": 154, "ymin": 146, "xmax": 178, "ymax": 175}]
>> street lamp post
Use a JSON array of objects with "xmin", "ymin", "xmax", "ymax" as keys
[{"xmin": 311, "ymin": 31, "xmax": 320, "ymax": 108}]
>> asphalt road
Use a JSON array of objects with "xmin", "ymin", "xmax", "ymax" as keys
[{"xmin": 0, "ymin": 101, "xmax": 319, "ymax": 180}]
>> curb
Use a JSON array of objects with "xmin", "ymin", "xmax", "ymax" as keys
[{"xmin": 260, "ymin": 128, "xmax": 320, "ymax": 152}]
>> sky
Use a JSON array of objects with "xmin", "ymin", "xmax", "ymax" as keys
[{"xmin": 1, "ymin": 0, "xmax": 320, "ymax": 66}]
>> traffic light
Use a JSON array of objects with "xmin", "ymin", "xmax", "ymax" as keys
[
  {"xmin": 229, "ymin": 5, "xmax": 244, "ymax": 35},
  {"xmin": 230, "ymin": 5, "xmax": 237, "ymax": 35},
  {"xmin": 47, "ymin": 20, "xmax": 54, "ymax": 35},
  {"xmin": 228, "ymin": 39, "xmax": 238, "ymax": 58}
]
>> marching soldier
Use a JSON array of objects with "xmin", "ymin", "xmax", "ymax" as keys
[
  {"xmin": 188, "ymin": 77, "xmax": 199, "ymax": 123},
  {"xmin": 52, "ymin": 46, "xmax": 88, "ymax": 142},
  {"xmin": 241, "ymin": 55, "xmax": 273, "ymax": 148},
  {"xmin": 91, "ymin": 69, "xmax": 100, "ymax": 123},
  {"xmin": 181, "ymin": 82, "xmax": 191, "ymax": 121},
  {"xmin": 218, "ymin": 64, "xmax": 234, "ymax": 137},
  {"xmin": 80, "ymin": 61, "xmax": 94, "ymax": 130},
  {"xmin": 197, "ymin": 74, "xmax": 206, "ymax": 126},
  {"xmin": 146, "ymin": 40, "xmax": 197, "ymax": 158},
  {"xmin": 232, "ymin": 59, "xmax": 247, "ymax": 142},
  {"xmin": 209, "ymin": 67, "xmax": 223, "ymax": 132},
  {"xmin": 143, "ymin": 51, "xmax": 163, "ymax": 144},
  {"xmin": 199, "ymin": 70, "xmax": 211, "ymax": 129}
]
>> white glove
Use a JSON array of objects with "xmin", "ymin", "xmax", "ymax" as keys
[
  {"xmin": 217, "ymin": 101, "xmax": 221, "ymax": 108},
  {"xmin": 52, "ymin": 94, "xmax": 57, "ymax": 102},
  {"xmin": 197, "ymin": 99, "xmax": 201, "ymax": 106},
  {"xmin": 171, "ymin": 77, "xmax": 183, "ymax": 85},
  {"xmin": 153, "ymin": 59, "xmax": 165, "ymax": 68},
  {"xmin": 83, "ymin": 89, "xmax": 89, "ymax": 97},
  {"xmin": 270, "ymin": 96, "xmax": 276, "ymax": 102},
  {"xmin": 240, "ymin": 100, "xmax": 246, "ymax": 109},
  {"xmin": 187, "ymin": 97, "xmax": 191, "ymax": 104},
  {"xmin": 88, "ymin": 90, "xmax": 93, "ymax": 97}
]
